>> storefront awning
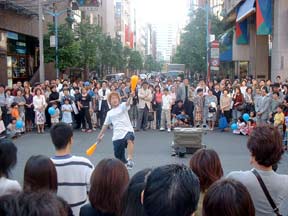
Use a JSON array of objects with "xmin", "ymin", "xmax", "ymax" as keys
[{"xmin": 236, "ymin": 0, "xmax": 256, "ymax": 23}]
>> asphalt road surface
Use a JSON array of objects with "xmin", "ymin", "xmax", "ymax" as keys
[{"xmin": 12, "ymin": 128, "xmax": 288, "ymax": 184}]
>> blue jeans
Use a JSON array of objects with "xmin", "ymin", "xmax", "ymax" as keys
[{"xmin": 113, "ymin": 132, "xmax": 135, "ymax": 164}]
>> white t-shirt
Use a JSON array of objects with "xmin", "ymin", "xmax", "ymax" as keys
[
  {"xmin": 104, "ymin": 103, "xmax": 134, "ymax": 141},
  {"xmin": 0, "ymin": 177, "xmax": 21, "ymax": 196},
  {"xmin": 162, "ymin": 94, "xmax": 172, "ymax": 110}
]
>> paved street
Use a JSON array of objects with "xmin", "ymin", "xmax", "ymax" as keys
[{"xmin": 12, "ymin": 129, "xmax": 288, "ymax": 184}]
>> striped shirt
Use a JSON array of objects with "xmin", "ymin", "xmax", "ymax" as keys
[{"xmin": 51, "ymin": 154, "xmax": 94, "ymax": 216}]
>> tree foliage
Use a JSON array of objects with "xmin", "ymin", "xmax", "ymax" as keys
[
  {"xmin": 43, "ymin": 21, "xmax": 143, "ymax": 78},
  {"xmin": 172, "ymin": 9, "xmax": 225, "ymax": 78}
]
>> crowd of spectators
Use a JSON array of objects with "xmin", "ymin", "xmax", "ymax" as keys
[{"xmin": 0, "ymin": 123, "xmax": 287, "ymax": 216}]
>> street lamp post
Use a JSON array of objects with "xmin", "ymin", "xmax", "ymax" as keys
[
  {"xmin": 190, "ymin": 2, "xmax": 223, "ymax": 82},
  {"xmin": 45, "ymin": 9, "xmax": 67, "ymax": 79},
  {"xmin": 38, "ymin": 0, "xmax": 45, "ymax": 82}
]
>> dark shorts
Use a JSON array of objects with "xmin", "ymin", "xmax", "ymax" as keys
[{"xmin": 113, "ymin": 132, "xmax": 135, "ymax": 164}]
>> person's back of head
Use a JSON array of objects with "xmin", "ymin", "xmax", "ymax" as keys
[
  {"xmin": 121, "ymin": 168, "xmax": 152, "ymax": 216},
  {"xmin": 203, "ymin": 179, "xmax": 255, "ymax": 216},
  {"xmin": 88, "ymin": 158, "xmax": 129, "ymax": 215},
  {"xmin": 50, "ymin": 123, "xmax": 73, "ymax": 151},
  {"xmin": 247, "ymin": 126, "xmax": 283, "ymax": 168},
  {"xmin": 18, "ymin": 191, "xmax": 70, "ymax": 216},
  {"xmin": 190, "ymin": 149, "xmax": 223, "ymax": 192},
  {"xmin": 143, "ymin": 164, "xmax": 200, "ymax": 216},
  {"xmin": 0, "ymin": 139, "xmax": 17, "ymax": 178},
  {"xmin": 24, "ymin": 155, "xmax": 57, "ymax": 193},
  {"xmin": 0, "ymin": 194, "xmax": 20, "ymax": 216}
]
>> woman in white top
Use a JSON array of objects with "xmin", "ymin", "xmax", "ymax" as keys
[
  {"xmin": 0, "ymin": 139, "xmax": 21, "ymax": 196},
  {"xmin": 33, "ymin": 88, "xmax": 47, "ymax": 133}
]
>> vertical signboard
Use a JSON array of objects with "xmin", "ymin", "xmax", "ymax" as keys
[{"xmin": 210, "ymin": 40, "xmax": 220, "ymax": 71}]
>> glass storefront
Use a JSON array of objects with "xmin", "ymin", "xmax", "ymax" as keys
[{"xmin": 6, "ymin": 31, "xmax": 38, "ymax": 84}]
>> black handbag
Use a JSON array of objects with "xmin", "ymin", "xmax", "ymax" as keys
[
  {"xmin": 236, "ymin": 103, "xmax": 246, "ymax": 111},
  {"xmin": 208, "ymin": 107, "xmax": 216, "ymax": 113},
  {"xmin": 148, "ymin": 112, "xmax": 154, "ymax": 122}
]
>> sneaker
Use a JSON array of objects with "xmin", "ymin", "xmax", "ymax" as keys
[
  {"xmin": 160, "ymin": 127, "xmax": 165, "ymax": 131},
  {"xmin": 167, "ymin": 128, "xmax": 171, "ymax": 133},
  {"xmin": 126, "ymin": 159, "xmax": 134, "ymax": 170}
]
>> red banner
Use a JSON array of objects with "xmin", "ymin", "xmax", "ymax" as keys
[
  {"xmin": 130, "ymin": 32, "xmax": 134, "ymax": 48},
  {"xmin": 125, "ymin": 25, "xmax": 130, "ymax": 43}
]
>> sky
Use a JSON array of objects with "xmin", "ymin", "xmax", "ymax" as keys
[{"xmin": 134, "ymin": 0, "xmax": 189, "ymax": 25}]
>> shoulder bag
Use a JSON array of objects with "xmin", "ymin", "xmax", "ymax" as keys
[{"xmin": 252, "ymin": 169, "xmax": 282, "ymax": 216}]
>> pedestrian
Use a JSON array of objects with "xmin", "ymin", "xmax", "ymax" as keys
[
  {"xmin": 160, "ymin": 88, "xmax": 172, "ymax": 132},
  {"xmin": 143, "ymin": 164, "xmax": 200, "ymax": 216},
  {"xmin": 97, "ymin": 92, "xmax": 136, "ymax": 169},
  {"xmin": 256, "ymin": 87, "xmax": 271, "ymax": 125},
  {"xmin": 0, "ymin": 139, "xmax": 21, "ymax": 196},
  {"xmin": 78, "ymin": 87, "xmax": 93, "ymax": 133},
  {"xmin": 50, "ymin": 122, "xmax": 94, "ymax": 216},
  {"xmin": 227, "ymin": 126, "xmax": 288, "ymax": 216},
  {"xmin": 203, "ymin": 89, "xmax": 218, "ymax": 130},
  {"xmin": 194, "ymin": 88, "xmax": 204, "ymax": 127},
  {"xmin": 190, "ymin": 149, "xmax": 223, "ymax": 216},
  {"xmin": 153, "ymin": 86, "xmax": 162, "ymax": 129},
  {"xmin": 232, "ymin": 87, "xmax": 244, "ymax": 123},
  {"xmin": 136, "ymin": 81, "xmax": 152, "ymax": 131},
  {"xmin": 203, "ymin": 179, "xmax": 255, "ymax": 216},
  {"xmin": 50, "ymin": 102, "xmax": 60, "ymax": 126},
  {"xmin": 80, "ymin": 158, "xmax": 129, "ymax": 216},
  {"xmin": 24, "ymin": 87, "xmax": 34, "ymax": 132},
  {"xmin": 220, "ymin": 89, "xmax": 232, "ymax": 125},
  {"xmin": 23, "ymin": 155, "xmax": 57, "ymax": 193},
  {"xmin": 121, "ymin": 169, "xmax": 152, "ymax": 216},
  {"xmin": 14, "ymin": 89, "xmax": 26, "ymax": 125},
  {"xmin": 33, "ymin": 88, "xmax": 47, "ymax": 134},
  {"xmin": 61, "ymin": 98, "xmax": 73, "ymax": 126},
  {"xmin": 98, "ymin": 81, "xmax": 110, "ymax": 127}
]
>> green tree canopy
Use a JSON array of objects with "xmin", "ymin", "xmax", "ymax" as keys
[{"xmin": 172, "ymin": 9, "xmax": 225, "ymax": 78}]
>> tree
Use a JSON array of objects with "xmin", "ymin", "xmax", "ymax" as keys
[
  {"xmin": 77, "ymin": 22, "xmax": 102, "ymax": 79},
  {"xmin": 172, "ymin": 9, "xmax": 225, "ymax": 78},
  {"xmin": 129, "ymin": 50, "xmax": 143, "ymax": 71},
  {"xmin": 44, "ymin": 24, "xmax": 80, "ymax": 71}
]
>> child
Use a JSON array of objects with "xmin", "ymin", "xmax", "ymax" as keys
[
  {"xmin": 97, "ymin": 92, "xmax": 135, "ymax": 169},
  {"xmin": 233, "ymin": 117, "xmax": 248, "ymax": 136},
  {"xmin": 7, "ymin": 117, "xmax": 18, "ymax": 139},
  {"xmin": 61, "ymin": 98, "xmax": 73, "ymax": 126},
  {"xmin": 11, "ymin": 102, "xmax": 20, "ymax": 120},
  {"xmin": 274, "ymin": 105, "xmax": 285, "ymax": 137},
  {"xmin": 50, "ymin": 102, "xmax": 60, "ymax": 126},
  {"xmin": 11, "ymin": 102, "xmax": 24, "ymax": 133},
  {"xmin": 160, "ymin": 88, "xmax": 172, "ymax": 132},
  {"xmin": 247, "ymin": 111, "xmax": 257, "ymax": 136}
]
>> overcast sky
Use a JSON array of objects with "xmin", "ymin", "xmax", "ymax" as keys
[{"xmin": 134, "ymin": 0, "xmax": 189, "ymax": 25}]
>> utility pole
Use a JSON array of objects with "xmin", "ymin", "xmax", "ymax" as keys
[
  {"xmin": 206, "ymin": 0, "xmax": 210, "ymax": 82},
  {"xmin": 38, "ymin": 0, "xmax": 45, "ymax": 82}
]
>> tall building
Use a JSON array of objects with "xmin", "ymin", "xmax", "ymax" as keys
[
  {"xmin": 86, "ymin": 0, "xmax": 116, "ymax": 37},
  {"xmin": 136, "ymin": 23, "xmax": 156, "ymax": 59},
  {"xmin": 115, "ymin": 0, "xmax": 133, "ymax": 47},
  {"xmin": 153, "ymin": 23, "xmax": 179, "ymax": 62}
]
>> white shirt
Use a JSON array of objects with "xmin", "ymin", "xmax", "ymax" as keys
[
  {"xmin": 0, "ymin": 177, "xmax": 21, "ymax": 196},
  {"xmin": 32, "ymin": 95, "xmax": 46, "ymax": 110},
  {"xmin": 104, "ymin": 103, "xmax": 134, "ymax": 141},
  {"xmin": 162, "ymin": 94, "xmax": 172, "ymax": 110}
]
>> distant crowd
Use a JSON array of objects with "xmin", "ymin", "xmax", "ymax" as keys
[
  {"xmin": 0, "ymin": 75, "xmax": 288, "ymax": 141},
  {"xmin": 0, "ymin": 123, "xmax": 287, "ymax": 216}
]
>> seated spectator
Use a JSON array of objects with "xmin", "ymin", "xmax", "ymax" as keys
[
  {"xmin": 6, "ymin": 117, "xmax": 19, "ymax": 139},
  {"xmin": 121, "ymin": 168, "xmax": 152, "ymax": 216},
  {"xmin": 50, "ymin": 122, "xmax": 94, "ymax": 216},
  {"xmin": 227, "ymin": 126, "xmax": 288, "ymax": 216},
  {"xmin": 189, "ymin": 149, "xmax": 223, "ymax": 216},
  {"xmin": 233, "ymin": 116, "xmax": 248, "ymax": 136},
  {"xmin": 202, "ymin": 179, "xmax": 255, "ymax": 216},
  {"xmin": 172, "ymin": 100, "xmax": 189, "ymax": 127},
  {"xmin": 23, "ymin": 155, "xmax": 57, "ymax": 192},
  {"xmin": 0, "ymin": 139, "xmax": 21, "ymax": 196},
  {"xmin": 80, "ymin": 158, "xmax": 129, "ymax": 216},
  {"xmin": 143, "ymin": 164, "xmax": 200, "ymax": 216}
]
